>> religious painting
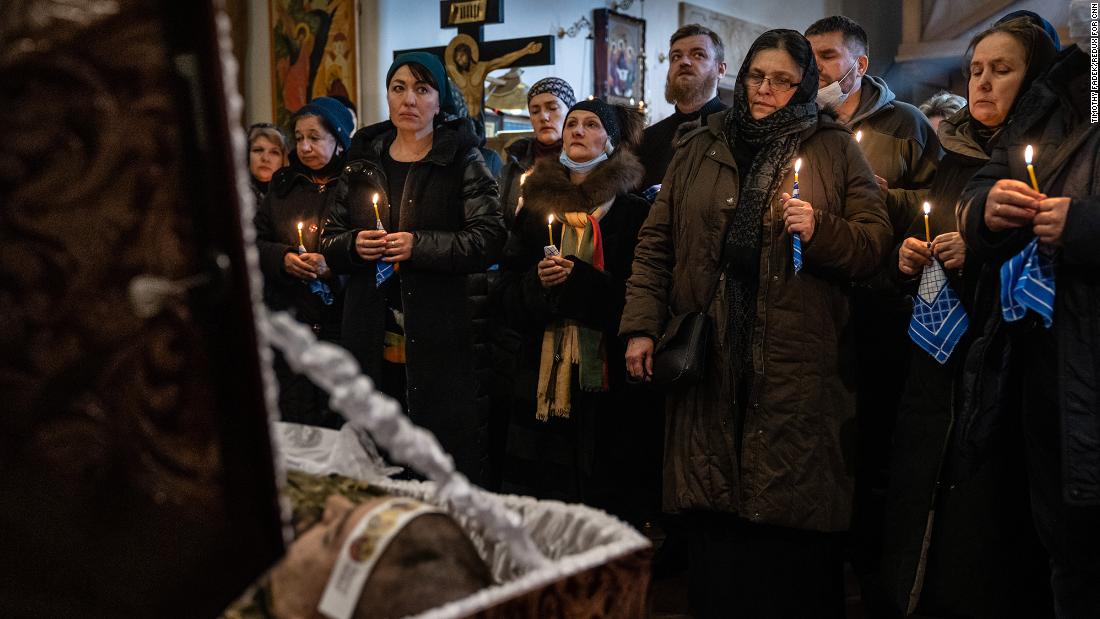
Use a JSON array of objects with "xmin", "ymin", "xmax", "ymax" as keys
[
  {"xmin": 270, "ymin": 0, "xmax": 359, "ymax": 129},
  {"xmin": 593, "ymin": 9, "xmax": 645, "ymax": 105},
  {"xmin": 679, "ymin": 2, "xmax": 770, "ymax": 99}
]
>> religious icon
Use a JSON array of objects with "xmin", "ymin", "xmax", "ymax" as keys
[
  {"xmin": 444, "ymin": 33, "xmax": 542, "ymax": 117},
  {"xmin": 270, "ymin": 0, "xmax": 360, "ymax": 129},
  {"xmin": 593, "ymin": 10, "xmax": 646, "ymax": 105}
]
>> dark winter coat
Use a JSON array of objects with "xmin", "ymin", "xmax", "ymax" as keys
[
  {"xmin": 319, "ymin": 117, "xmax": 506, "ymax": 483},
  {"xmin": 499, "ymin": 150, "xmax": 657, "ymax": 520},
  {"xmin": 849, "ymin": 75, "xmax": 942, "ymax": 240},
  {"xmin": 958, "ymin": 45, "xmax": 1100, "ymax": 506},
  {"xmin": 880, "ymin": 109, "xmax": 1052, "ymax": 617},
  {"xmin": 254, "ymin": 162, "xmax": 345, "ymax": 333},
  {"xmin": 620, "ymin": 110, "xmax": 891, "ymax": 532}
]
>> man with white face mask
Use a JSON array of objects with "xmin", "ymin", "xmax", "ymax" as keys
[
  {"xmin": 806, "ymin": 16, "xmax": 941, "ymax": 238},
  {"xmin": 805, "ymin": 16, "xmax": 942, "ymax": 615}
]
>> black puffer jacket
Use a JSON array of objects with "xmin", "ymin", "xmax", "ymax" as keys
[
  {"xmin": 320, "ymin": 117, "xmax": 506, "ymax": 483},
  {"xmin": 958, "ymin": 45, "xmax": 1100, "ymax": 505}
]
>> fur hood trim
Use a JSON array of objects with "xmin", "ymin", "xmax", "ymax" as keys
[{"xmin": 522, "ymin": 149, "xmax": 644, "ymax": 216}]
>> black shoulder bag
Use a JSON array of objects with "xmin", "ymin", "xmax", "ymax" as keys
[{"xmin": 652, "ymin": 254, "xmax": 726, "ymax": 390}]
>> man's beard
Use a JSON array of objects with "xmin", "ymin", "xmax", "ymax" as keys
[{"xmin": 665, "ymin": 70, "xmax": 719, "ymax": 107}]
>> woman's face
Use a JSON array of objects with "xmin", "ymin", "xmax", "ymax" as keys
[
  {"xmin": 387, "ymin": 65, "xmax": 441, "ymax": 134},
  {"xmin": 294, "ymin": 116, "xmax": 338, "ymax": 171},
  {"xmin": 249, "ymin": 135, "xmax": 284, "ymax": 182},
  {"xmin": 528, "ymin": 93, "xmax": 566, "ymax": 145},
  {"xmin": 744, "ymin": 48, "xmax": 803, "ymax": 120},
  {"xmin": 968, "ymin": 32, "xmax": 1027, "ymax": 128},
  {"xmin": 562, "ymin": 111, "xmax": 608, "ymax": 164}
]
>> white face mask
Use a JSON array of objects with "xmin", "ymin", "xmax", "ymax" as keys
[{"xmin": 816, "ymin": 61, "xmax": 858, "ymax": 110}]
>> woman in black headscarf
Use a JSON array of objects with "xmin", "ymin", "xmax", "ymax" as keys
[
  {"xmin": 882, "ymin": 15, "xmax": 1060, "ymax": 618},
  {"xmin": 620, "ymin": 30, "xmax": 890, "ymax": 617}
]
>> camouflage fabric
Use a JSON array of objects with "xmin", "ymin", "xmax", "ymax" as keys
[{"xmin": 221, "ymin": 471, "xmax": 388, "ymax": 619}]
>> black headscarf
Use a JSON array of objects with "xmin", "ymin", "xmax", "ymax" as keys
[{"xmin": 722, "ymin": 29, "xmax": 821, "ymax": 384}]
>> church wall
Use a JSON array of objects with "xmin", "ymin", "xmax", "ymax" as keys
[{"xmin": 243, "ymin": 0, "xmax": 836, "ymax": 128}]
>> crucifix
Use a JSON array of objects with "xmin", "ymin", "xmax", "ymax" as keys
[{"xmin": 394, "ymin": 0, "xmax": 556, "ymax": 118}]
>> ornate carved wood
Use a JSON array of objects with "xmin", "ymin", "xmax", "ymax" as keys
[{"xmin": 0, "ymin": 1, "xmax": 284, "ymax": 616}]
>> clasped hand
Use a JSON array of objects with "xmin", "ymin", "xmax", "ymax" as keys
[
  {"xmin": 898, "ymin": 232, "xmax": 965, "ymax": 276},
  {"xmin": 355, "ymin": 229, "xmax": 414, "ymax": 263},
  {"xmin": 538, "ymin": 255, "xmax": 574, "ymax": 288},
  {"xmin": 983, "ymin": 179, "xmax": 1069, "ymax": 245}
]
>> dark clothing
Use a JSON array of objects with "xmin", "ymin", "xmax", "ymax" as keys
[
  {"xmin": 685, "ymin": 511, "xmax": 845, "ymax": 619},
  {"xmin": 849, "ymin": 75, "xmax": 942, "ymax": 238},
  {"xmin": 250, "ymin": 175, "xmax": 270, "ymax": 207},
  {"xmin": 620, "ymin": 109, "xmax": 891, "ymax": 531},
  {"xmin": 880, "ymin": 109, "xmax": 1052, "ymax": 618},
  {"xmin": 320, "ymin": 117, "xmax": 506, "ymax": 483},
  {"xmin": 958, "ymin": 45, "xmax": 1100, "ymax": 618},
  {"xmin": 499, "ymin": 150, "xmax": 658, "ymax": 524},
  {"xmin": 479, "ymin": 146, "xmax": 502, "ymax": 177},
  {"xmin": 846, "ymin": 74, "xmax": 942, "ymax": 591},
  {"xmin": 254, "ymin": 161, "xmax": 346, "ymax": 428},
  {"xmin": 497, "ymin": 137, "xmax": 561, "ymax": 230},
  {"xmin": 636, "ymin": 96, "xmax": 727, "ymax": 189}
]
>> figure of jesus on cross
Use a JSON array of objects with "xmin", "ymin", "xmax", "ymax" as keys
[{"xmin": 446, "ymin": 33, "xmax": 542, "ymax": 117}]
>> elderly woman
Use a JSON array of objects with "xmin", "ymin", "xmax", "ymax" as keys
[
  {"xmin": 321, "ymin": 53, "xmax": 505, "ymax": 484},
  {"xmin": 497, "ymin": 77, "xmax": 576, "ymax": 229},
  {"xmin": 882, "ymin": 16, "xmax": 1059, "ymax": 617},
  {"xmin": 620, "ymin": 29, "xmax": 890, "ymax": 616},
  {"xmin": 247, "ymin": 122, "xmax": 288, "ymax": 204},
  {"xmin": 498, "ymin": 99, "xmax": 651, "ymax": 523},
  {"xmin": 958, "ymin": 11, "xmax": 1100, "ymax": 617},
  {"xmin": 254, "ymin": 97, "xmax": 354, "ymax": 429}
]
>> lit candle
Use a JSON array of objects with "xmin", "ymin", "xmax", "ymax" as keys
[
  {"xmin": 639, "ymin": 100, "xmax": 646, "ymax": 111},
  {"xmin": 923, "ymin": 202, "xmax": 932, "ymax": 245},
  {"xmin": 547, "ymin": 214, "xmax": 555, "ymax": 247},
  {"xmin": 855, "ymin": 130, "xmax": 863, "ymax": 143},
  {"xmin": 793, "ymin": 158, "xmax": 802, "ymax": 199},
  {"xmin": 372, "ymin": 193, "xmax": 384, "ymax": 231},
  {"xmin": 1024, "ymin": 145, "xmax": 1040, "ymax": 192},
  {"xmin": 517, "ymin": 171, "xmax": 529, "ymax": 214},
  {"xmin": 297, "ymin": 221, "xmax": 305, "ymax": 249}
]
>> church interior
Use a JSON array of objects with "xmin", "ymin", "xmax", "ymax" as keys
[{"xmin": 2, "ymin": 1, "xmax": 1093, "ymax": 618}]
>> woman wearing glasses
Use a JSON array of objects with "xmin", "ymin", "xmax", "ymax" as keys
[{"xmin": 620, "ymin": 29, "xmax": 890, "ymax": 617}]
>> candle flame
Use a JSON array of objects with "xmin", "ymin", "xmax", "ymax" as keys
[
  {"xmin": 923, "ymin": 202, "xmax": 931, "ymax": 215},
  {"xmin": 639, "ymin": 100, "xmax": 646, "ymax": 109},
  {"xmin": 372, "ymin": 192, "xmax": 379, "ymax": 204},
  {"xmin": 548, "ymin": 214, "xmax": 554, "ymax": 224},
  {"xmin": 520, "ymin": 171, "xmax": 529, "ymax": 186},
  {"xmin": 794, "ymin": 158, "xmax": 802, "ymax": 173},
  {"xmin": 297, "ymin": 221, "xmax": 303, "ymax": 231},
  {"xmin": 855, "ymin": 130, "xmax": 863, "ymax": 143},
  {"xmin": 1024, "ymin": 145, "xmax": 1033, "ymax": 165}
]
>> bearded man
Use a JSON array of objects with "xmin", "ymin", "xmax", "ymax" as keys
[{"xmin": 635, "ymin": 24, "xmax": 728, "ymax": 190}]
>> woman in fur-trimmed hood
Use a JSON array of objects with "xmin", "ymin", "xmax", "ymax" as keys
[{"xmin": 497, "ymin": 99, "xmax": 659, "ymax": 525}]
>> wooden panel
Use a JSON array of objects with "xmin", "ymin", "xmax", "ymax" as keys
[{"xmin": 0, "ymin": 1, "xmax": 284, "ymax": 616}]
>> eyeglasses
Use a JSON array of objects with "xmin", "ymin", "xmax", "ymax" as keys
[{"xmin": 744, "ymin": 73, "xmax": 796, "ymax": 93}]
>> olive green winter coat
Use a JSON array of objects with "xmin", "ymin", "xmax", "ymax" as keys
[{"xmin": 620, "ymin": 109, "xmax": 891, "ymax": 532}]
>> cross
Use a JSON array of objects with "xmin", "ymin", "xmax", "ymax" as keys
[{"xmin": 394, "ymin": 0, "xmax": 556, "ymax": 118}]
